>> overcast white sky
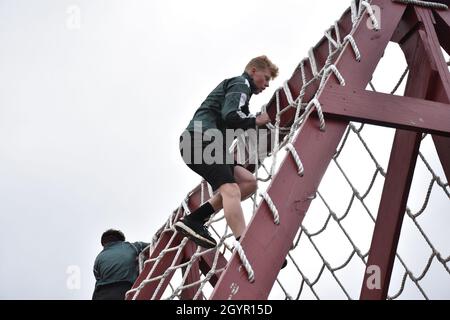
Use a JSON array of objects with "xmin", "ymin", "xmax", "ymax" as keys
[{"xmin": 0, "ymin": 0, "xmax": 448, "ymax": 299}]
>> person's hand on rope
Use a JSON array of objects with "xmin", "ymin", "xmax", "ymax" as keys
[{"xmin": 255, "ymin": 112, "xmax": 271, "ymax": 126}]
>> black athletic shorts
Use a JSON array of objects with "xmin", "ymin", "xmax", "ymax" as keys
[{"xmin": 179, "ymin": 131, "xmax": 239, "ymax": 191}]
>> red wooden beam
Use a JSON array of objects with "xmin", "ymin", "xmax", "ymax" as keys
[
  {"xmin": 359, "ymin": 27, "xmax": 421, "ymax": 303},
  {"xmin": 127, "ymin": 186, "xmax": 203, "ymax": 299},
  {"xmin": 417, "ymin": 7, "xmax": 450, "ymax": 186},
  {"xmin": 180, "ymin": 242, "xmax": 204, "ymax": 300},
  {"xmin": 392, "ymin": 6, "xmax": 421, "ymax": 44},
  {"xmin": 360, "ymin": 130, "xmax": 421, "ymax": 299},
  {"xmin": 128, "ymin": 179, "xmax": 222, "ymax": 299},
  {"xmin": 321, "ymin": 84, "xmax": 450, "ymax": 136},
  {"xmin": 126, "ymin": 231, "xmax": 184, "ymax": 300},
  {"xmin": 210, "ymin": 0, "xmax": 406, "ymax": 300},
  {"xmin": 199, "ymin": 250, "xmax": 228, "ymax": 287},
  {"xmin": 360, "ymin": 7, "xmax": 449, "ymax": 300},
  {"xmin": 433, "ymin": 136, "xmax": 450, "ymax": 185},
  {"xmin": 434, "ymin": 9, "xmax": 450, "ymax": 54},
  {"xmin": 393, "ymin": 5, "xmax": 450, "ymax": 186}
]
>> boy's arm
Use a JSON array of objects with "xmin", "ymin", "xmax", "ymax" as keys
[{"xmin": 221, "ymin": 82, "xmax": 256, "ymax": 130}]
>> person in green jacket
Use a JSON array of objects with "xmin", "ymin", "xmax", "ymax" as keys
[
  {"xmin": 92, "ymin": 229, "xmax": 149, "ymax": 300},
  {"xmin": 175, "ymin": 55, "xmax": 278, "ymax": 249}
]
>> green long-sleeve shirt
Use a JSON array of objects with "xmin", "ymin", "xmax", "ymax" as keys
[
  {"xmin": 186, "ymin": 72, "xmax": 258, "ymax": 134},
  {"xmin": 93, "ymin": 241, "xmax": 149, "ymax": 288}
]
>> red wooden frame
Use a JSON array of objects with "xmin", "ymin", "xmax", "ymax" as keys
[
  {"xmin": 321, "ymin": 85, "xmax": 450, "ymax": 136},
  {"xmin": 360, "ymin": 5, "xmax": 450, "ymax": 299},
  {"xmin": 211, "ymin": 0, "xmax": 406, "ymax": 300},
  {"xmin": 129, "ymin": 0, "xmax": 450, "ymax": 300}
]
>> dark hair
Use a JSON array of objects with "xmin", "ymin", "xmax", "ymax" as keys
[{"xmin": 101, "ymin": 229, "xmax": 125, "ymax": 246}]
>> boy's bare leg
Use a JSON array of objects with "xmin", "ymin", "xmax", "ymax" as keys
[
  {"xmin": 201, "ymin": 167, "xmax": 256, "ymax": 238},
  {"xmin": 217, "ymin": 182, "xmax": 245, "ymax": 238},
  {"xmin": 208, "ymin": 166, "xmax": 257, "ymax": 213}
]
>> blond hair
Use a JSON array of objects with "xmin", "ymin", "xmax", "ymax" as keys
[{"xmin": 245, "ymin": 55, "xmax": 279, "ymax": 79}]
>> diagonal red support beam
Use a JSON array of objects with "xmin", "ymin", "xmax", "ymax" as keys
[
  {"xmin": 360, "ymin": 7, "xmax": 449, "ymax": 300},
  {"xmin": 418, "ymin": 7, "xmax": 450, "ymax": 186},
  {"xmin": 392, "ymin": 6, "xmax": 421, "ymax": 44},
  {"xmin": 433, "ymin": 135, "xmax": 450, "ymax": 185},
  {"xmin": 128, "ymin": 181, "xmax": 221, "ymax": 299},
  {"xmin": 126, "ymin": 231, "xmax": 184, "ymax": 300},
  {"xmin": 180, "ymin": 242, "xmax": 204, "ymax": 300},
  {"xmin": 321, "ymin": 84, "xmax": 450, "ymax": 136},
  {"xmin": 395, "ymin": 6, "xmax": 450, "ymax": 184},
  {"xmin": 434, "ymin": 9, "xmax": 450, "ymax": 55},
  {"xmin": 360, "ymin": 130, "xmax": 422, "ymax": 299},
  {"xmin": 199, "ymin": 250, "xmax": 228, "ymax": 287},
  {"xmin": 210, "ymin": 0, "xmax": 406, "ymax": 300}
]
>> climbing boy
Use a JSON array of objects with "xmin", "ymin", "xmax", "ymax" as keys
[{"xmin": 175, "ymin": 55, "xmax": 278, "ymax": 249}]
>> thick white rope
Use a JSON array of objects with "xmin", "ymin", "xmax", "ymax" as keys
[
  {"xmin": 200, "ymin": 180, "xmax": 205, "ymax": 204},
  {"xmin": 269, "ymin": 90, "xmax": 282, "ymax": 177},
  {"xmin": 181, "ymin": 198, "xmax": 191, "ymax": 215},
  {"xmin": 285, "ymin": 143, "xmax": 305, "ymax": 176},
  {"xmin": 308, "ymin": 47, "xmax": 319, "ymax": 77},
  {"xmin": 319, "ymin": 64, "xmax": 346, "ymax": 90},
  {"xmin": 334, "ymin": 21, "xmax": 342, "ymax": 46},
  {"xmin": 234, "ymin": 240, "xmax": 255, "ymax": 283},
  {"xmin": 360, "ymin": 1, "xmax": 381, "ymax": 30},
  {"xmin": 351, "ymin": 0, "xmax": 359, "ymax": 25},
  {"xmin": 300, "ymin": 58, "xmax": 307, "ymax": 86},
  {"xmin": 207, "ymin": 183, "xmax": 214, "ymax": 198},
  {"xmin": 393, "ymin": 0, "xmax": 448, "ymax": 10},
  {"xmin": 344, "ymin": 35, "xmax": 361, "ymax": 61},
  {"xmin": 289, "ymin": 60, "xmax": 308, "ymax": 137},
  {"xmin": 325, "ymin": 30, "xmax": 340, "ymax": 50},
  {"xmin": 260, "ymin": 191, "xmax": 280, "ymax": 225},
  {"xmin": 283, "ymin": 81, "xmax": 295, "ymax": 106},
  {"xmin": 305, "ymin": 98, "xmax": 326, "ymax": 131}
]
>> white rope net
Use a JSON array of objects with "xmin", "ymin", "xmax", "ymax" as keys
[{"xmin": 128, "ymin": 0, "xmax": 450, "ymax": 300}]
